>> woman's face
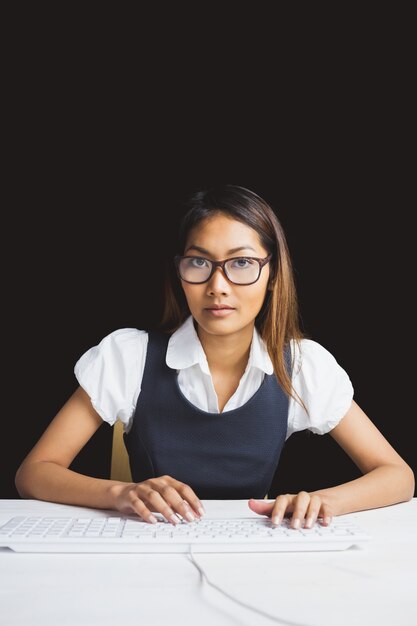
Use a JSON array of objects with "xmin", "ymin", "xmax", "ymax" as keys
[{"xmin": 181, "ymin": 214, "xmax": 271, "ymax": 339}]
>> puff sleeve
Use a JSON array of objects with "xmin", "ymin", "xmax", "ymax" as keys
[
  {"xmin": 286, "ymin": 339, "xmax": 354, "ymax": 440},
  {"xmin": 74, "ymin": 328, "xmax": 148, "ymax": 432}
]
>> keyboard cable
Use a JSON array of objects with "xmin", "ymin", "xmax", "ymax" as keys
[{"xmin": 187, "ymin": 545, "xmax": 313, "ymax": 626}]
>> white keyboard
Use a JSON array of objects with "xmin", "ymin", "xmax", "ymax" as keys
[{"xmin": 0, "ymin": 515, "xmax": 371, "ymax": 553}]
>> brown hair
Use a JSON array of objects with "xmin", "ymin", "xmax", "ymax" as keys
[{"xmin": 160, "ymin": 184, "xmax": 309, "ymax": 412}]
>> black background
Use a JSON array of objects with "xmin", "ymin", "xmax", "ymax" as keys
[{"xmin": 2, "ymin": 8, "xmax": 415, "ymax": 499}]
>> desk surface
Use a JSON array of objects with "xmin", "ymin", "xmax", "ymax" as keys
[{"xmin": 1, "ymin": 498, "xmax": 416, "ymax": 626}]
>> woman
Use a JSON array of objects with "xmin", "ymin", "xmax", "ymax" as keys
[{"xmin": 15, "ymin": 185, "xmax": 414, "ymax": 529}]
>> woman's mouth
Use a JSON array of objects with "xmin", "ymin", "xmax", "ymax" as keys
[{"xmin": 204, "ymin": 306, "xmax": 236, "ymax": 317}]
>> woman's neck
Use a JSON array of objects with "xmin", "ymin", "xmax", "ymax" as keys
[{"xmin": 196, "ymin": 322, "xmax": 254, "ymax": 375}]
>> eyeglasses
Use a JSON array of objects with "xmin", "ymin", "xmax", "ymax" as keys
[{"xmin": 174, "ymin": 254, "xmax": 272, "ymax": 285}]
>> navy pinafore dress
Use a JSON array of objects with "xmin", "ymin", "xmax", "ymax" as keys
[{"xmin": 124, "ymin": 331, "xmax": 291, "ymax": 499}]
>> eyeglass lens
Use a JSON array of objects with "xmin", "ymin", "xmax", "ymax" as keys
[{"xmin": 178, "ymin": 257, "xmax": 261, "ymax": 284}]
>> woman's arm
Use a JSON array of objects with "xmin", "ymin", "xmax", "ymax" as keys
[
  {"xmin": 15, "ymin": 386, "xmax": 132, "ymax": 509},
  {"xmin": 249, "ymin": 400, "xmax": 415, "ymax": 527},
  {"xmin": 15, "ymin": 386, "xmax": 205, "ymax": 523},
  {"xmin": 311, "ymin": 399, "xmax": 415, "ymax": 514}
]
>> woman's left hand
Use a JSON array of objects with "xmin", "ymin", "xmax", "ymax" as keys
[{"xmin": 248, "ymin": 491, "xmax": 334, "ymax": 529}]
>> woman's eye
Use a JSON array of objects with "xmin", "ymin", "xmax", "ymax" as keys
[
  {"xmin": 232, "ymin": 258, "xmax": 253, "ymax": 268},
  {"xmin": 191, "ymin": 257, "xmax": 209, "ymax": 268}
]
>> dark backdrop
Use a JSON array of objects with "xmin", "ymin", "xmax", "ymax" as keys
[{"xmin": 2, "ymin": 10, "xmax": 414, "ymax": 499}]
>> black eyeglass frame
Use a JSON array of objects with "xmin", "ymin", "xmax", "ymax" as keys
[{"xmin": 174, "ymin": 253, "xmax": 273, "ymax": 285}]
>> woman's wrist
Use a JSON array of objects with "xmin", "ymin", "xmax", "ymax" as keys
[{"xmin": 108, "ymin": 481, "xmax": 135, "ymax": 508}]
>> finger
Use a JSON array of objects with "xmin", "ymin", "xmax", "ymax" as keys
[
  {"xmin": 136, "ymin": 485, "xmax": 183, "ymax": 525},
  {"xmin": 176, "ymin": 483, "xmax": 206, "ymax": 519},
  {"xmin": 146, "ymin": 483, "xmax": 199, "ymax": 524},
  {"xmin": 164, "ymin": 477, "xmax": 205, "ymax": 519},
  {"xmin": 289, "ymin": 491, "xmax": 312, "ymax": 528},
  {"xmin": 303, "ymin": 495, "xmax": 323, "ymax": 528},
  {"xmin": 127, "ymin": 492, "xmax": 159, "ymax": 524},
  {"xmin": 318, "ymin": 503, "xmax": 333, "ymax": 526},
  {"xmin": 270, "ymin": 494, "xmax": 294, "ymax": 526},
  {"xmin": 247, "ymin": 498, "xmax": 275, "ymax": 517}
]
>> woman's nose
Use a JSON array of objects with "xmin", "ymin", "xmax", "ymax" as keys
[{"xmin": 206, "ymin": 267, "xmax": 231, "ymax": 293}]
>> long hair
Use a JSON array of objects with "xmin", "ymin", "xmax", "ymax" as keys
[{"xmin": 160, "ymin": 184, "xmax": 309, "ymax": 412}]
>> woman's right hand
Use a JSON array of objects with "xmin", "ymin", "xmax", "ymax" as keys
[{"xmin": 110, "ymin": 475, "xmax": 206, "ymax": 525}]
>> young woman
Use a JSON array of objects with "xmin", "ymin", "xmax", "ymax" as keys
[{"xmin": 15, "ymin": 185, "xmax": 414, "ymax": 529}]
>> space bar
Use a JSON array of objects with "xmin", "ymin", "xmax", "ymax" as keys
[{"xmin": 122, "ymin": 535, "xmax": 268, "ymax": 541}]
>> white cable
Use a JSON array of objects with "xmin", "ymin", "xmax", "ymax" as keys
[{"xmin": 187, "ymin": 545, "xmax": 313, "ymax": 626}]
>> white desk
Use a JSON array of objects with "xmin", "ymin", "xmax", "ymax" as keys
[{"xmin": 1, "ymin": 499, "xmax": 416, "ymax": 626}]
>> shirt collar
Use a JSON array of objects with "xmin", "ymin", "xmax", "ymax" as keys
[{"xmin": 166, "ymin": 315, "xmax": 274, "ymax": 375}]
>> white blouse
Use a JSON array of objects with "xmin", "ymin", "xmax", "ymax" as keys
[{"xmin": 74, "ymin": 315, "xmax": 354, "ymax": 441}]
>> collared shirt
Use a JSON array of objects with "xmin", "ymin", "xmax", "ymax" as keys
[{"xmin": 74, "ymin": 315, "xmax": 354, "ymax": 441}]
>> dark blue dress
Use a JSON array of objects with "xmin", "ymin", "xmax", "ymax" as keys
[{"xmin": 124, "ymin": 331, "xmax": 291, "ymax": 499}]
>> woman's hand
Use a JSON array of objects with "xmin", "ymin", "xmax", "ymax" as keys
[
  {"xmin": 248, "ymin": 491, "xmax": 334, "ymax": 529},
  {"xmin": 110, "ymin": 475, "xmax": 205, "ymax": 525}
]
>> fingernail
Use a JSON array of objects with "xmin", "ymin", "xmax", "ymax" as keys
[
  {"xmin": 324, "ymin": 516, "xmax": 332, "ymax": 525},
  {"xmin": 186, "ymin": 511, "xmax": 195, "ymax": 522},
  {"xmin": 272, "ymin": 516, "xmax": 281, "ymax": 526},
  {"xmin": 305, "ymin": 517, "xmax": 314, "ymax": 528},
  {"xmin": 149, "ymin": 515, "xmax": 158, "ymax": 524},
  {"xmin": 292, "ymin": 518, "xmax": 301, "ymax": 529},
  {"xmin": 198, "ymin": 507, "xmax": 205, "ymax": 517},
  {"xmin": 170, "ymin": 514, "xmax": 180, "ymax": 525}
]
